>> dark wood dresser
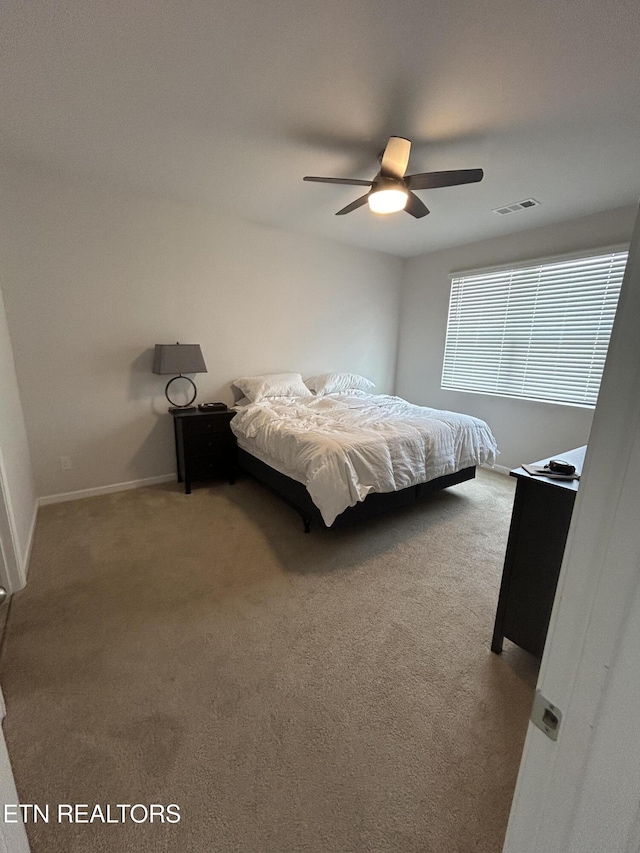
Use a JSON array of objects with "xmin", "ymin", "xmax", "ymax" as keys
[
  {"xmin": 171, "ymin": 408, "xmax": 236, "ymax": 494},
  {"xmin": 491, "ymin": 446, "xmax": 586, "ymax": 658}
]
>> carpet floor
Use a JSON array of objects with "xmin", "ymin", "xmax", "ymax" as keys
[{"xmin": 0, "ymin": 469, "xmax": 537, "ymax": 852}]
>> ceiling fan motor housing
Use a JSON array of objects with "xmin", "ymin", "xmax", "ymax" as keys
[{"xmin": 372, "ymin": 175, "xmax": 406, "ymax": 192}]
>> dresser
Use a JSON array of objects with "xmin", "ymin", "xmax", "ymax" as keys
[
  {"xmin": 491, "ymin": 446, "xmax": 586, "ymax": 658},
  {"xmin": 171, "ymin": 408, "xmax": 236, "ymax": 494}
]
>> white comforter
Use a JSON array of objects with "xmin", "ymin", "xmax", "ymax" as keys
[{"xmin": 231, "ymin": 392, "xmax": 498, "ymax": 526}]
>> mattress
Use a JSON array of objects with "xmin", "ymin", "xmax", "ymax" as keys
[{"xmin": 231, "ymin": 392, "xmax": 498, "ymax": 526}]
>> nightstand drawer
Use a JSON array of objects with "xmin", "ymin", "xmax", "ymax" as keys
[
  {"xmin": 183, "ymin": 413, "xmax": 234, "ymax": 435},
  {"xmin": 185, "ymin": 433, "xmax": 235, "ymax": 459},
  {"xmin": 187, "ymin": 452, "xmax": 235, "ymax": 481}
]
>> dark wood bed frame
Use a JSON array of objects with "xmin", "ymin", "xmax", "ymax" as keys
[{"xmin": 237, "ymin": 447, "xmax": 476, "ymax": 532}]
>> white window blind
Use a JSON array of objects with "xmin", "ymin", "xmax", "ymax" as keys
[{"xmin": 442, "ymin": 248, "xmax": 628, "ymax": 407}]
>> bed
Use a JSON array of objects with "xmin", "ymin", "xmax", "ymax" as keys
[{"xmin": 229, "ymin": 372, "xmax": 498, "ymax": 531}]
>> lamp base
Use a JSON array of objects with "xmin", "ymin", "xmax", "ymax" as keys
[{"xmin": 165, "ymin": 375, "xmax": 198, "ymax": 409}]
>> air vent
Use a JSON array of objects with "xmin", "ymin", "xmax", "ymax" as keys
[{"xmin": 492, "ymin": 198, "xmax": 541, "ymax": 215}]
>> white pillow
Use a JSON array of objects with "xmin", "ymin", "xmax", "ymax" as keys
[
  {"xmin": 304, "ymin": 372, "xmax": 375, "ymax": 395},
  {"xmin": 233, "ymin": 372, "xmax": 312, "ymax": 403}
]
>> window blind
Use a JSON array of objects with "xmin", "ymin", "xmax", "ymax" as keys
[{"xmin": 441, "ymin": 248, "xmax": 628, "ymax": 407}]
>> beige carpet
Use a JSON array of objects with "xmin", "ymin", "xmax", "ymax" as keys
[{"xmin": 0, "ymin": 469, "xmax": 537, "ymax": 853}]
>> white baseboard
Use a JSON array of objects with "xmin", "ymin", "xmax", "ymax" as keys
[
  {"xmin": 481, "ymin": 463, "xmax": 511, "ymax": 476},
  {"xmin": 38, "ymin": 474, "xmax": 176, "ymax": 507}
]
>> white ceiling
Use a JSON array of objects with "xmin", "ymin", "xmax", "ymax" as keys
[{"xmin": 1, "ymin": 0, "xmax": 639, "ymax": 257}]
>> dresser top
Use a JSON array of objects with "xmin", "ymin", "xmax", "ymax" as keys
[{"xmin": 511, "ymin": 445, "xmax": 587, "ymax": 492}]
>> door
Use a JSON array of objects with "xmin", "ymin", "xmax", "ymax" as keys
[
  {"xmin": 0, "ymin": 701, "xmax": 30, "ymax": 853},
  {"xmin": 0, "ymin": 451, "xmax": 22, "ymax": 594},
  {"xmin": 0, "ymin": 459, "xmax": 29, "ymax": 850}
]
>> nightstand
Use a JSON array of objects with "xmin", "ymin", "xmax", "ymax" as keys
[{"xmin": 170, "ymin": 408, "xmax": 236, "ymax": 494}]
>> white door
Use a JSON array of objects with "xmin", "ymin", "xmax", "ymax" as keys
[
  {"xmin": 0, "ymin": 709, "xmax": 30, "ymax": 853},
  {"xmin": 503, "ymin": 202, "xmax": 640, "ymax": 851},
  {"xmin": 0, "ymin": 541, "xmax": 7, "ymax": 602},
  {"xmin": 0, "ymin": 475, "xmax": 30, "ymax": 850},
  {"xmin": 0, "ymin": 455, "xmax": 20, "ymax": 594}
]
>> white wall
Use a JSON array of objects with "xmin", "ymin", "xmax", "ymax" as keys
[
  {"xmin": 396, "ymin": 206, "xmax": 637, "ymax": 470},
  {"xmin": 0, "ymin": 162, "xmax": 403, "ymax": 498},
  {"xmin": 0, "ymin": 284, "xmax": 37, "ymax": 588},
  {"xmin": 3, "ymin": 160, "xmax": 632, "ymax": 500}
]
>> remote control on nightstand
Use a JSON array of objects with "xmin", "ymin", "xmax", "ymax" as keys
[{"xmin": 198, "ymin": 402, "xmax": 227, "ymax": 411}]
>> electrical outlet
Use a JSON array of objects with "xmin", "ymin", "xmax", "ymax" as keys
[{"xmin": 60, "ymin": 456, "xmax": 72, "ymax": 470}]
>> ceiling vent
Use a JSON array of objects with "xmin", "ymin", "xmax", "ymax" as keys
[{"xmin": 492, "ymin": 198, "xmax": 541, "ymax": 215}]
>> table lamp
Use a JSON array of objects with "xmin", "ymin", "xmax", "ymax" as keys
[{"xmin": 152, "ymin": 343, "xmax": 207, "ymax": 411}]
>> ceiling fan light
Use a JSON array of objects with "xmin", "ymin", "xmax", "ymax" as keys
[{"xmin": 368, "ymin": 188, "xmax": 408, "ymax": 214}]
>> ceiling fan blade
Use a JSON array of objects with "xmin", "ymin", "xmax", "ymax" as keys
[
  {"xmin": 335, "ymin": 194, "xmax": 370, "ymax": 215},
  {"xmin": 404, "ymin": 192, "xmax": 430, "ymax": 219},
  {"xmin": 379, "ymin": 136, "xmax": 411, "ymax": 179},
  {"xmin": 406, "ymin": 169, "xmax": 484, "ymax": 190},
  {"xmin": 303, "ymin": 176, "xmax": 372, "ymax": 186}
]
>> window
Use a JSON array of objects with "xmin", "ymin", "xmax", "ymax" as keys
[{"xmin": 441, "ymin": 247, "xmax": 628, "ymax": 407}]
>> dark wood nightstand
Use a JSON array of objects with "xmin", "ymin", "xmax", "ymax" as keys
[{"xmin": 170, "ymin": 408, "xmax": 236, "ymax": 494}]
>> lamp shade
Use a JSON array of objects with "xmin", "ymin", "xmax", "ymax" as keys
[{"xmin": 152, "ymin": 344, "xmax": 207, "ymax": 375}]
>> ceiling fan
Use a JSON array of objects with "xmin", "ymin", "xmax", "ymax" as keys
[{"xmin": 303, "ymin": 136, "xmax": 483, "ymax": 218}]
